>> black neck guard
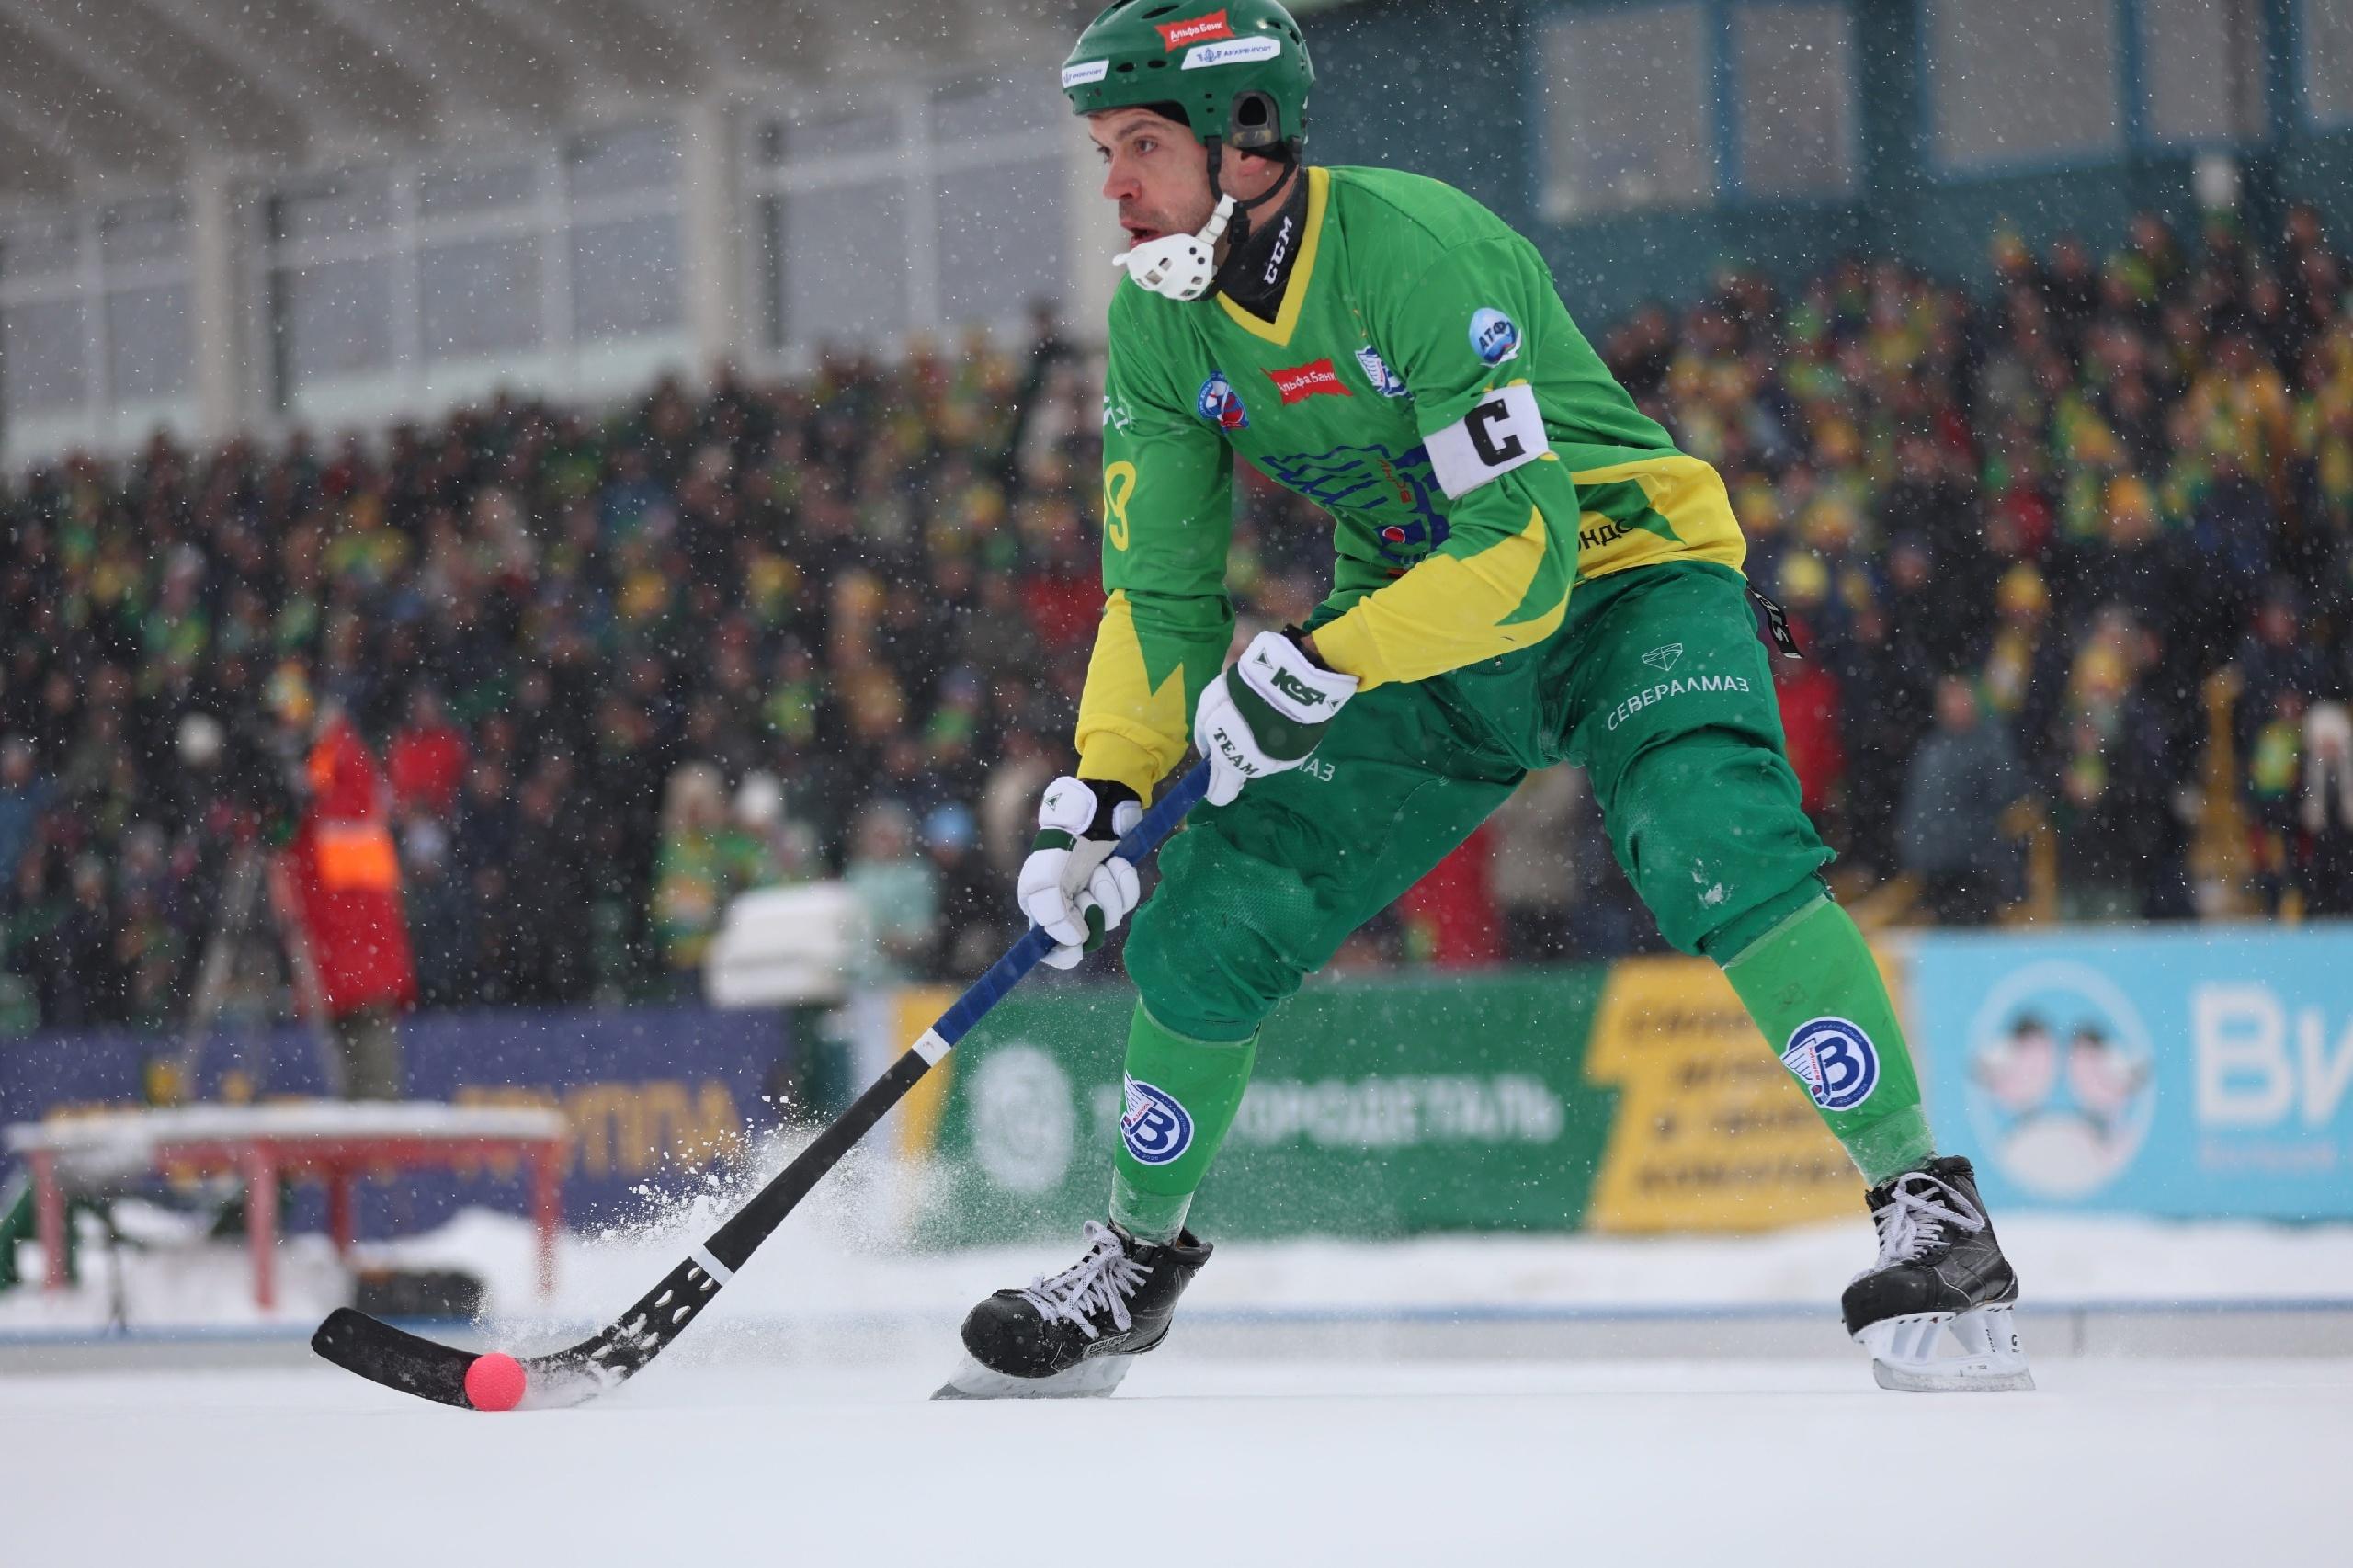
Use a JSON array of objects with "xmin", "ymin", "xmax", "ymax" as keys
[{"xmin": 1212, "ymin": 167, "xmax": 1310, "ymax": 323}]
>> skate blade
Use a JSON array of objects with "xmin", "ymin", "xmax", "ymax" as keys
[
  {"xmin": 932, "ymin": 1352, "xmax": 1137, "ymax": 1401},
  {"xmin": 1857, "ymin": 1303, "xmax": 2035, "ymax": 1393}
]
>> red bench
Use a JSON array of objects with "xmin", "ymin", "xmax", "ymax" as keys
[{"xmin": 6, "ymin": 1104, "xmax": 567, "ymax": 1312}]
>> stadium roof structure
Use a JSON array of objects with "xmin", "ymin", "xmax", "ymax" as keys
[{"xmin": 0, "ymin": 0, "xmax": 1086, "ymax": 199}]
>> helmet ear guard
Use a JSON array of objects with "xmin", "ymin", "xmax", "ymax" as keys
[
  {"xmin": 1225, "ymin": 89, "xmax": 1285, "ymax": 153},
  {"xmin": 1204, "ymin": 87, "xmax": 1302, "ymax": 228}
]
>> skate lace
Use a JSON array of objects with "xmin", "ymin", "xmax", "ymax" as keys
[
  {"xmin": 1018, "ymin": 1221, "xmax": 1153, "ymax": 1342},
  {"xmin": 1866, "ymin": 1170, "xmax": 1987, "ymax": 1272}
]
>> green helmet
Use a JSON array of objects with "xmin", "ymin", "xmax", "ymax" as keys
[{"xmin": 1061, "ymin": 0, "xmax": 1313, "ymax": 153}]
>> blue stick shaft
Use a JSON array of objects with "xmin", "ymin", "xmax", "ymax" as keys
[
  {"xmin": 701, "ymin": 764, "xmax": 1211, "ymax": 1273},
  {"xmin": 928, "ymin": 763, "xmax": 1210, "ymax": 1049}
]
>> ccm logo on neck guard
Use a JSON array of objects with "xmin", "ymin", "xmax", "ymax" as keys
[{"xmin": 1425, "ymin": 382, "xmax": 1550, "ymax": 498}]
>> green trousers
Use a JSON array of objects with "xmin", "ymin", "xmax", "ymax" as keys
[{"xmin": 1125, "ymin": 562, "xmax": 1830, "ymax": 1040}]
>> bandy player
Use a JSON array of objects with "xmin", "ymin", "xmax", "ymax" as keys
[{"xmin": 938, "ymin": 0, "xmax": 2030, "ymax": 1398}]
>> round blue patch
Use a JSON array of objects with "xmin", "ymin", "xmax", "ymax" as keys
[
  {"xmin": 1196, "ymin": 371, "xmax": 1249, "ymax": 431},
  {"xmin": 1469, "ymin": 308, "xmax": 1521, "ymax": 366},
  {"xmin": 1120, "ymin": 1076, "xmax": 1195, "ymax": 1166},
  {"xmin": 1780, "ymin": 1017, "xmax": 1880, "ymax": 1112}
]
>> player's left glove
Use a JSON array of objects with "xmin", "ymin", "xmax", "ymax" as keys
[
  {"xmin": 1193, "ymin": 630, "xmax": 1358, "ymax": 808},
  {"xmin": 1018, "ymin": 777, "xmax": 1144, "ymax": 970}
]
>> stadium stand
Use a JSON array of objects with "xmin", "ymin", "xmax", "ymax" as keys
[{"xmin": 5, "ymin": 208, "xmax": 2352, "ymax": 1034}]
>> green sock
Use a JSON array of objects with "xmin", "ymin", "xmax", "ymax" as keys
[
  {"xmin": 1107, "ymin": 1004, "xmax": 1258, "ymax": 1244},
  {"xmin": 1711, "ymin": 892, "xmax": 1934, "ymax": 1185}
]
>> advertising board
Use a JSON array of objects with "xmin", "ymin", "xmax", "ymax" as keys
[{"xmin": 1909, "ymin": 926, "xmax": 2353, "ymax": 1219}]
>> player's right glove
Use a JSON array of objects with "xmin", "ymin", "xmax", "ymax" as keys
[
  {"xmin": 1193, "ymin": 630, "xmax": 1359, "ymax": 808},
  {"xmin": 1017, "ymin": 777, "xmax": 1143, "ymax": 970}
]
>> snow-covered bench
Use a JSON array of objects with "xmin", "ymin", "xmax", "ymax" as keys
[{"xmin": 6, "ymin": 1103, "xmax": 568, "ymax": 1311}]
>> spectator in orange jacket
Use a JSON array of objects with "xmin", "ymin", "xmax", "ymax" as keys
[{"xmin": 291, "ymin": 702, "xmax": 416, "ymax": 1097}]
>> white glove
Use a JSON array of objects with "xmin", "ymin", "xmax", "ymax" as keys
[
  {"xmin": 1193, "ymin": 630, "xmax": 1358, "ymax": 808},
  {"xmin": 1017, "ymin": 777, "xmax": 1144, "ymax": 971}
]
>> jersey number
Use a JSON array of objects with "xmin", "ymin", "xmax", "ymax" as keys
[{"xmin": 1105, "ymin": 461, "xmax": 1137, "ymax": 551}]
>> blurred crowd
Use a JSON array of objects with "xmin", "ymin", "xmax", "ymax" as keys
[
  {"xmin": 5, "ymin": 206, "xmax": 2353, "ymax": 1037},
  {"xmin": 1594, "ymin": 202, "xmax": 2353, "ymax": 926}
]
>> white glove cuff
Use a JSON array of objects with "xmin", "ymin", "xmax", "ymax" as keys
[
  {"xmin": 1036, "ymin": 777, "xmax": 1099, "ymax": 835},
  {"xmin": 1233, "ymin": 631, "xmax": 1359, "ymax": 722}
]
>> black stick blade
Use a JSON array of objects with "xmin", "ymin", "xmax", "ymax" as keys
[
  {"xmin": 311, "ymin": 1255, "xmax": 725, "ymax": 1412},
  {"xmin": 312, "ymin": 1308, "xmax": 478, "ymax": 1408}
]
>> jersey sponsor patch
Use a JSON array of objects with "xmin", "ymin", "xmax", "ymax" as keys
[
  {"xmin": 1197, "ymin": 370, "xmax": 1249, "ymax": 430},
  {"xmin": 1267, "ymin": 358, "xmax": 1351, "ymax": 404},
  {"xmin": 1470, "ymin": 307, "xmax": 1522, "ymax": 366},
  {"xmin": 1355, "ymin": 345, "xmax": 1410, "ymax": 398},
  {"xmin": 1062, "ymin": 58, "xmax": 1110, "ymax": 87},
  {"xmin": 1158, "ymin": 9, "xmax": 1233, "ymax": 50},
  {"xmin": 1781, "ymin": 1017, "xmax": 1881, "ymax": 1112},
  {"xmin": 1182, "ymin": 36, "xmax": 1281, "ymax": 69},
  {"xmin": 1121, "ymin": 1076, "xmax": 1196, "ymax": 1165},
  {"xmin": 1425, "ymin": 382, "xmax": 1549, "ymax": 499}
]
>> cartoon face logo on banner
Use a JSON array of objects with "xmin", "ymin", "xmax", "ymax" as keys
[{"xmin": 1962, "ymin": 960, "xmax": 2157, "ymax": 1199}]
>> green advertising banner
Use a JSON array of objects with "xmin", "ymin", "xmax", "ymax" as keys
[
  {"xmin": 912, "ymin": 970, "xmax": 1621, "ymax": 1246},
  {"xmin": 896, "ymin": 952, "xmax": 1869, "ymax": 1245}
]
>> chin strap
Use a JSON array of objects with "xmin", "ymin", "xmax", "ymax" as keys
[{"xmin": 1113, "ymin": 139, "xmax": 1298, "ymax": 304}]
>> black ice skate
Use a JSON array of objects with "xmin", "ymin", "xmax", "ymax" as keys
[
  {"xmin": 934, "ymin": 1221, "xmax": 1211, "ymax": 1400},
  {"xmin": 1841, "ymin": 1155, "xmax": 2033, "ymax": 1392}
]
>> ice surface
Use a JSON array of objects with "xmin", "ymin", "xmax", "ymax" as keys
[{"xmin": 4, "ymin": 1356, "xmax": 2346, "ymax": 1566}]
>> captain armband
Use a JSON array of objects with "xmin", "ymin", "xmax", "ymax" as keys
[{"xmin": 1425, "ymin": 382, "xmax": 1550, "ymax": 500}]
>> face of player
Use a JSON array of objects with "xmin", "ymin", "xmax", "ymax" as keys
[{"xmin": 1087, "ymin": 108, "xmax": 1287, "ymax": 248}]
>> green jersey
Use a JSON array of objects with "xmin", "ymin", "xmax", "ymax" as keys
[{"xmin": 1075, "ymin": 165, "xmax": 1746, "ymax": 799}]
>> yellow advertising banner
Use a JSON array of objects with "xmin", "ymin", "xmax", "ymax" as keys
[{"xmin": 1583, "ymin": 955, "xmax": 1869, "ymax": 1233}]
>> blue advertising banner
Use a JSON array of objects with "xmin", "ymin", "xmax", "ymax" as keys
[
  {"xmin": 1908, "ymin": 925, "xmax": 2353, "ymax": 1220},
  {"xmin": 0, "ymin": 1005, "xmax": 795, "ymax": 1233}
]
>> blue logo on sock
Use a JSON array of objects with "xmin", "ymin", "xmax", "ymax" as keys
[
  {"xmin": 1781, "ymin": 1017, "xmax": 1880, "ymax": 1111},
  {"xmin": 1120, "ymin": 1076, "xmax": 1195, "ymax": 1166}
]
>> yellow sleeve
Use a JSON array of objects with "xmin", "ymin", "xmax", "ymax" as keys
[{"xmin": 1311, "ymin": 494, "xmax": 1572, "ymax": 689}]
